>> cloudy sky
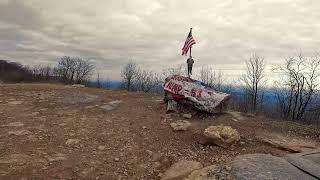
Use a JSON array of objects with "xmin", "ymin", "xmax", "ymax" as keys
[{"xmin": 1, "ymin": 0, "xmax": 320, "ymax": 81}]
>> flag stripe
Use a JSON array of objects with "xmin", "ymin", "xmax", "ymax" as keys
[
  {"xmin": 182, "ymin": 40, "xmax": 195, "ymax": 55},
  {"xmin": 183, "ymin": 37, "xmax": 194, "ymax": 48},
  {"xmin": 182, "ymin": 30, "xmax": 196, "ymax": 56},
  {"xmin": 182, "ymin": 38, "xmax": 194, "ymax": 50},
  {"xmin": 183, "ymin": 39, "xmax": 195, "ymax": 51}
]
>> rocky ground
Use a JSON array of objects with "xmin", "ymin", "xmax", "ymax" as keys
[{"xmin": 0, "ymin": 83, "xmax": 319, "ymax": 179}]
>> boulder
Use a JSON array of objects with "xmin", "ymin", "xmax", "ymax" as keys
[
  {"xmin": 170, "ymin": 120, "xmax": 191, "ymax": 131},
  {"xmin": 161, "ymin": 160, "xmax": 203, "ymax": 180},
  {"xmin": 163, "ymin": 75, "xmax": 230, "ymax": 113},
  {"xmin": 203, "ymin": 125, "xmax": 240, "ymax": 148}
]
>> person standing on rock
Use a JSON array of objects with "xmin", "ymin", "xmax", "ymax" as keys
[
  {"xmin": 187, "ymin": 56, "xmax": 194, "ymax": 76},
  {"xmin": 182, "ymin": 28, "xmax": 196, "ymax": 77}
]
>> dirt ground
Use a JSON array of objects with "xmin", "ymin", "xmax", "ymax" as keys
[{"xmin": 0, "ymin": 83, "xmax": 319, "ymax": 179}]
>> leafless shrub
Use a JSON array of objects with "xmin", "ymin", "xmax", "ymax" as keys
[
  {"xmin": 30, "ymin": 64, "xmax": 54, "ymax": 81},
  {"xmin": 199, "ymin": 66, "xmax": 225, "ymax": 91},
  {"xmin": 135, "ymin": 68, "xmax": 161, "ymax": 93},
  {"xmin": 121, "ymin": 61, "xmax": 162, "ymax": 92},
  {"xmin": 162, "ymin": 64, "xmax": 187, "ymax": 79}
]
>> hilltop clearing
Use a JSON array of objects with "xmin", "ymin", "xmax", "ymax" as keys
[{"xmin": 0, "ymin": 84, "xmax": 319, "ymax": 179}]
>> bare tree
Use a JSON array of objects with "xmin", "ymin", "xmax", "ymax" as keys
[
  {"xmin": 200, "ymin": 66, "xmax": 215, "ymax": 87},
  {"xmin": 135, "ymin": 68, "xmax": 161, "ymax": 92},
  {"xmin": 121, "ymin": 61, "xmax": 137, "ymax": 91},
  {"xmin": 30, "ymin": 64, "xmax": 53, "ymax": 81},
  {"xmin": 74, "ymin": 58, "xmax": 94, "ymax": 84},
  {"xmin": 56, "ymin": 56, "xmax": 75, "ymax": 83},
  {"xmin": 162, "ymin": 64, "xmax": 187, "ymax": 78},
  {"xmin": 56, "ymin": 56, "xmax": 94, "ymax": 84},
  {"xmin": 199, "ymin": 66, "xmax": 225, "ymax": 91},
  {"xmin": 274, "ymin": 53, "xmax": 320, "ymax": 121},
  {"xmin": 240, "ymin": 54, "xmax": 266, "ymax": 112}
]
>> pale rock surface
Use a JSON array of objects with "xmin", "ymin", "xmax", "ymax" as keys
[
  {"xmin": 203, "ymin": 125, "xmax": 240, "ymax": 148},
  {"xmin": 170, "ymin": 120, "xmax": 191, "ymax": 131},
  {"xmin": 161, "ymin": 160, "xmax": 203, "ymax": 180}
]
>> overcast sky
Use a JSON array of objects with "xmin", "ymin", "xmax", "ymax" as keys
[{"xmin": 1, "ymin": 0, "xmax": 320, "ymax": 81}]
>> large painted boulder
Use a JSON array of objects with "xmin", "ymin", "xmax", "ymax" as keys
[{"xmin": 163, "ymin": 75, "xmax": 230, "ymax": 113}]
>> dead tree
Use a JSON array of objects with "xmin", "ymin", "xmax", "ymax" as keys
[
  {"xmin": 240, "ymin": 54, "xmax": 266, "ymax": 113},
  {"xmin": 121, "ymin": 61, "xmax": 137, "ymax": 91},
  {"xmin": 275, "ymin": 54, "xmax": 320, "ymax": 121}
]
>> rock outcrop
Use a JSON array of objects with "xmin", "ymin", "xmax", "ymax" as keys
[{"xmin": 231, "ymin": 154, "xmax": 317, "ymax": 180}]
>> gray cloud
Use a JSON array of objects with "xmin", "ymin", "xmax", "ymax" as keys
[{"xmin": 1, "ymin": 0, "xmax": 320, "ymax": 80}]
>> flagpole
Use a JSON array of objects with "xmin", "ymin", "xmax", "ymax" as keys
[{"xmin": 189, "ymin": 28, "xmax": 192, "ymax": 57}]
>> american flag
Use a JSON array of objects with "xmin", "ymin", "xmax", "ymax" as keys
[{"xmin": 182, "ymin": 28, "xmax": 196, "ymax": 56}]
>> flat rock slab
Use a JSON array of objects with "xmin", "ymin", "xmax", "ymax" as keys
[
  {"xmin": 257, "ymin": 133, "xmax": 316, "ymax": 153},
  {"xmin": 100, "ymin": 100, "xmax": 122, "ymax": 112},
  {"xmin": 0, "ymin": 122, "xmax": 24, "ymax": 127},
  {"xmin": 47, "ymin": 153, "xmax": 67, "ymax": 162},
  {"xmin": 231, "ymin": 153, "xmax": 317, "ymax": 180},
  {"xmin": 65, "ymin": 139, "xmax": 80, "ymax": 146},
  {"xmin": 286, "ymin": 149, "xmax": 320, "ymax": 179},
  {"xmin": 7, "ymin": 101, "xmax": 23, "ymax": 105},
  {"xmin": 100, "ymin": 104, "xmax": 114, "ymax": 111},
  {"xmin": 8, "ymin": 130, "xmax": 31, "ymax": 136},
  {"xmin": 0, "ymin": 154, "xmax": 31, "ymax": 165}
]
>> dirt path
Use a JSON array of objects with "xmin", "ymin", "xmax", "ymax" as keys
[{"xmin": 0, "ymin": 84, "xmax": 319, "ymax": 179}]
